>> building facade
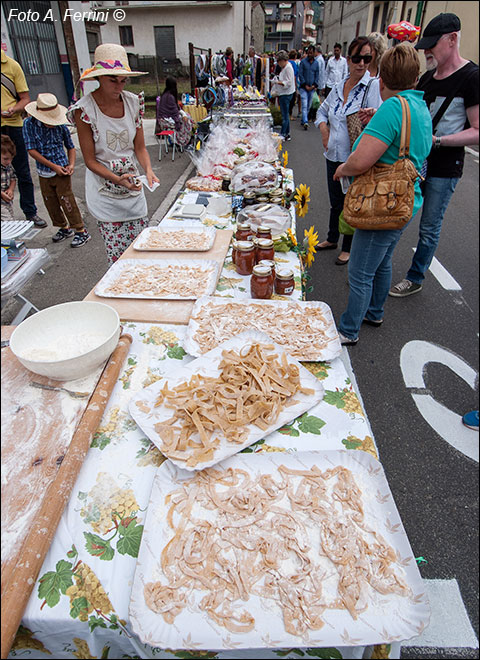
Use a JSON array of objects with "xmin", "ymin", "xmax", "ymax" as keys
[{"xmin": 264, "ymin": 1, "xmax": 304, "ymax": 53}]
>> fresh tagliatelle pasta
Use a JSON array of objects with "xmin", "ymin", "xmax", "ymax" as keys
[
  {"xmin": 144, "ymin": 463, "xmax": 412, "ymax": 637},
  {"xmin": 102, "ymin": 262, "xmax": 215, "ymax": 298},
  {"xmin": 189, "ymin": 300, "xmax": 337, "ymax": 359},
  {"xmin": 149, "ymin": 343, "xmax": 315, "ymax": 468},
  {"xmin": 136, "ymin": 229, "xmax": 213, "ymax": 251}
]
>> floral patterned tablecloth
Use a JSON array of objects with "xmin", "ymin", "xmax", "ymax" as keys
[{"xmin": 8, "ymin": 319, "xmax": 397, "ymax": 660}]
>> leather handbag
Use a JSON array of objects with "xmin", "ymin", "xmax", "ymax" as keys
[
  {"xmin": 345, "ymin": 79, "xmax": 373, "ymax": 149},
  {"xmin": 343, "ymin": 95, "xmax": 421, "ymax": 231}
]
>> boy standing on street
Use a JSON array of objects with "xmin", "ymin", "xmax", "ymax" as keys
[{"xmin": 23, "ymin": 93, "xmax": 90, "ymax": 247}]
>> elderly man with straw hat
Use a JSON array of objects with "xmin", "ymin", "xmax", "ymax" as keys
[
  {"xmin": 67, "ymin": 43, "xmax": 159, "ymax": 265},
  {"xmin": 23, "ymin": 92, "xmax": 90, "ymax": 246}
]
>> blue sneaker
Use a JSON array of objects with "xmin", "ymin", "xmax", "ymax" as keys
[
  {"xmin": 71, "ymin": 231, "xmax": 91, "ymax": 248},
  {"xmin": 462, "ymin": 410, "xmax": 479, "ymax": 430}
]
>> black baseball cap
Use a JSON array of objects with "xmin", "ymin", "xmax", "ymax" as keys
[{"xmin": 415, "ymin": 13, "xmax": 461, "ymax": 50}]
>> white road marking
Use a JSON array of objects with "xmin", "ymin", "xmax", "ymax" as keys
[
  {"xmin": 400, "ymin": 341, "xmax": 479, "ymax": 462},
  {"xmin": 465, "ymin": 147, "xmax": 479, "ymax": 157},
  {"xmin": 412, "ymin": 250, "xmax": 462, "ymax": 290},
  {"xmin": 403, "ymin": 579, "xmax": 478, "ymax": 648}
]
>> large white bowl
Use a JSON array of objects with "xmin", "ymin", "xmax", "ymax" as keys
[{"xmin": 9, "ymin": 301, "xmax": 121, "ymax": 381}]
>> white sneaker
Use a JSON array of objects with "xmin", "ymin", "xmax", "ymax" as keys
[{"xmin": 338, "ymin": 331, "xmax": 358, "ymax": 346}]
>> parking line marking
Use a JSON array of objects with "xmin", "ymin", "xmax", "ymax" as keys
[
  {"xmin": 412, "ymin": 251, "xmax": 462, "ymax": 290},
  {"xmin": 403, "ymin": 579, "xmax": 478, "ymax": 648}
]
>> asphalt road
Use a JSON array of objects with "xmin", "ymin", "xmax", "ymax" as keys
[
  {"xmin": 2, "ymin": 113, "xmax": 478, "ymax": 658},
  {"xmin": 288, "ymin": 114, "xmax": 479, "ymax": 658}
]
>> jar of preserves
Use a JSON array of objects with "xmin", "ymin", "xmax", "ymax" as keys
[
  {"xmin": 243, "ymin": 192, "xmax": 256, "ymax": 207},
  {"xmin": 235, "ymin": 222, "xmax": 255, "ymax": 242},
  {"xmin": 256, "ymin": 225, "xmax": 272, "ymax": 241},
  {"xmin": 256, "ymin": 238, "xmax": 275, "ymax": 263},
  {"xmin": 221, "ymin": 175, "xmax": 231, "ymax": 192},
  {"xmin": 256, "ymin": 195, "xmax": 269, "ymax": 204},
  {"xmin": 250, "ymin": 265, "xmax": 273, "ymax": 299},
  {"xmin": 258, "ymin": 259, "xmax": 276, "ymax": 285},
  {"xmin": 231, "ymin": 239, "xmax": 238, "ymax": 265},
  {"xmin": 235, "ymin": 241, "xmax": 256, "ymax": 275},
  {"xmin": 274, "ymin": 268, "xmax": 295, "ymax": 296}
]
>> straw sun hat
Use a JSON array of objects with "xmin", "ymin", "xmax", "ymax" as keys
[
  {"xmin": 25, "ymin": 93, "xmax": 68, "ymax": 126},
  {"xmin": 79, "ymin": 43, "xmax": 147, "ymax": 81}
]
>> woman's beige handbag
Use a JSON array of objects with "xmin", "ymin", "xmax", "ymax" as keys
[{"xmin": 343, "ymin": 96, "xmax": 421, "ymax": 231}]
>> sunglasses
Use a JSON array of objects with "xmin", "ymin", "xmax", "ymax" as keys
[{"xmin": 350, "ymin": 54, "xmax": 373, "ymax": 64}]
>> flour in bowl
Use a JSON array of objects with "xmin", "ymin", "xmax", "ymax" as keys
[{"xmin": 18, "ymin": 332, "xmax": 108, "ymax": 362}]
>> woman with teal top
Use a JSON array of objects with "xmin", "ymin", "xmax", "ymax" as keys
[{"xmin": 333, "ymin": 42, "xmax": 432, "ymax": 345}]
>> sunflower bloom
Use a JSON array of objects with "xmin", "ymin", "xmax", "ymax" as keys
[
  {"xmin": 282, "ymin": 151, "xmax": 288, "ymax": 168},
  {"xmin": 286, "ymin": 227, "xmax": 297, "ymax": 246},
  {"xmin": 303, "ymin": 226, "xmax": 319, "ymax": 267},
  {"xmin": 294, "ymin": 184, "xmax": 311, "ymax": 218}
]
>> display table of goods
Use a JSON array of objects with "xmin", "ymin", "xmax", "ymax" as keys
[{"xmin": 5, "ymin": 115, "xmax": 429, "ymax": 660}]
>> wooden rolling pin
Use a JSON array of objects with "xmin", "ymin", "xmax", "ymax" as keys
[{"xmin": 1, "ymin": 333, "xmax": 132, "ymax": 659}]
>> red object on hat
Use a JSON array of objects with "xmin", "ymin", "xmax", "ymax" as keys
[{"xmin": 387, "ymin": 22, "xmax": 421, "ymax": 42}]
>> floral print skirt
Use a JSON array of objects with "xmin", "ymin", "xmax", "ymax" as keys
[{"xmin": 98, "ymin": 217, "xmax": 149, "ymax": 266}]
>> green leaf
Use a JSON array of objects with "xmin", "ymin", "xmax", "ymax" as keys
[
  {"xmin": 66, "ymin": 545, "xmax": 78, "ymax": 559},
  {"xmin": 241, "ymin": 438, "xmax": 265, "ymax": 453},
  {"xmin": 91, "ymin": 432, "xmax": 111, "ymax": 450},
  {"xmin": 77, "ymin": 492, "xmax": 88, "ymax": 501},
  {"xmin": 342, "ymin": 437, "xmax": 362, "ymax": 450},
  {"xmin": 323, "ymin": 390, "xmax": 346, "ymax": 409},
  {"xmin": 127, "ymin": 357, "xmax": 136, "ymax": 366},
  {"xmin": 278, "ymin": 422, "xmax": 300, "ymax": 436},
  {"xmin": 116, "ymin": 520, "xmax": 144, "ymax": 558},
  {"xmin": 297, "ymin": 414, "xmax": 325, "ymax": 435},
  {"xmin": 305, "ymin": 649, "xmax": 343, "ymax": 659},
  {"xmin": 345, "ymin": 377, "xmax": 351, "ymax": 385},
  {"xmin": 88, "ymin": 615, "xmax": 108, "ymax": 632},
  {"xmin": 82, "ymin": 503, "xmax": 101, "ymax": 525},
  {"xmin": 84, "ymin": 532, "xmax": 115, "ymax": 561},
  {"xmin": 70, "ymin": 596, "xmax": 89, "ymax": 619},
  {"xmin": 167, "ymin": 345, "xmax": 187, "ymax": 360},
  {"xmin": 38, "ymin": 560, "xmax": 73, "ymax": 607}
]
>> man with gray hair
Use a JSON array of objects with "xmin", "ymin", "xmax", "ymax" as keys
[{"xmin": 389, "ymin": 12, "xmax": 479, "ymax": 297}]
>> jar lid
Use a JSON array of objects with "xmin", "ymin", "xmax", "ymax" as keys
[
  {"xmin": 257, "ymin": 196, "xmax": 269, "ymax": 202},
  {"xmin": 257, "ymin": 238, "xmax": 274, "ymax": 248},
  {"xmin": 222, "ymin": 174, "xmax": 231, "ymax": 180},
  {"xmin": 252, "ymin": 265, "xmax": 272, "ymax": 276},
  {"xmin": 244, "ymin": 192, "xmax": 256, "ymax": 199},
  {"xmin": 236, "ymin": 240, "xmax": 255, "ymax": 251},
  {"xmin": 237, "ymin": 222, "xmax": 251, "ymax": 230},
  {"xmin": 258, "ymin": 259, "xmax": 276, "ymax": 268},
  {"xmin": 276, "ymin": 268, "xmax": 294, "ymax": 280},
  {"xmin": 257, "ymin": 225, "xmax": 272, "ymax": 233}
]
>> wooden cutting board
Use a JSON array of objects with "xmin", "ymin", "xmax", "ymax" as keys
[
  {"xmin": 83, "ymin": 229, "xmax": 233, "ymax": 324},
  {"xmin": 1, "ymin": 327, "xmax": 132, "ymax": 658}
]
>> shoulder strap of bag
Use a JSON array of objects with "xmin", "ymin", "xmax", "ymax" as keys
[
  {"xmin": 397, "ymin": 95, "xmax": 411, "ymax": 159},
  {"xmin": 361, "ymin": 78, "xmax": 373, "ymax": 108},
  {"xmin": 1, "ymin": 72, "xmax": 19, "ymax": 101}
]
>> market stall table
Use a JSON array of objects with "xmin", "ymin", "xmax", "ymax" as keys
[{"xmin": 1, "ymin": 249, "xmax": 50, "ymax": 324}]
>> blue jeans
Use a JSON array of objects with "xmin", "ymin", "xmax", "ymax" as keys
[
  {"xmin": 406, "ymin": 176, "xmax": 459, "ymax": 284},
  {"xmin": 298, "ymin": 88, "xmax": 315, "ymax": 125},
  {"xmin": 325, "ymin": 159, "xmax": 353, "ymax": 252},
  {"xmin": 1, "ymin": 124, "xmax": 37, "ymax": 219},
  {"xmin": 339, "ymin": 225, "xmax": 405, "ymax": 340},
  {"xmin": 278, "ymin": 93, "xmax": 293, "ymax": 137}
]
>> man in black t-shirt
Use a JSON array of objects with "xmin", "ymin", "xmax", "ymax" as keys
[{"xmin": 389, "ymin": 13, "xmax": 479, "ymax": 297}]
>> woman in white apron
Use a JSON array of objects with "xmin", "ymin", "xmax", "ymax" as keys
[{"xmin": 68, "ymin": 44, "xmax": 159, "ymax": 265}]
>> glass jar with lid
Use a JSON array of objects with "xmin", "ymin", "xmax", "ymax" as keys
[
  {"xmin": 255, "ymin": 238, "xmax": 275, "ymax": 263},
  {"xmin": 250, "ymin": 264, "xmax": 273, "ymax": 299},
  {"xmin": 256, "ymin": 225, "xmax": 272, "ymax": 240},
  {"xmin": 234, "ymin": 240, "xmax": 256, "ymax": 275},
  {"xmin": 243, "ymin": 192, "xmax": 256, "ymax": 207},
  {"xmin": 274, "ymin": 268, "xmax": 295, "ymax": 295},
  {"xmin": 258, "ymin": 259, "xmax": 276, "ymax": 285},
  {"xmin": 235, "ymin": 222, "xmax": 255, "ymax": 242}
]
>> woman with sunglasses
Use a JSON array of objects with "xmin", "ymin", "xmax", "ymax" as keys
[{"xmin": 315, "ymin": 36, "xmax": 381, "ymax": 265}]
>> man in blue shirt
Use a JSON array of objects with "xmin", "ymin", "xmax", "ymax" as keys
[
  {"xmin": 298, "ymin": 45, "xmax": 320, "ymax": 129},
  {"xmin": 23, "ymin": 93, "xmax": 90, "ymax": 247}
]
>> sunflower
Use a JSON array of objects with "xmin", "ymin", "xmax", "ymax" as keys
[
  {"xmin": 303, "ymin": 226, "xmax": 319, "ymax": 267},
  {"xmin": 286, "ymin": 227, "xmax": 297, "ymax": 247},
  {"xmin": 294, "ymin": 183, "xmax": 311, "ymax": 218},
  {"xmin": 282, "ymin": 150, "xmax": 288, "ymax": 168}
]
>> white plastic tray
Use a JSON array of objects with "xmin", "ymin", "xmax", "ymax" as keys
[
  {"xmin": 133, "ymin": 226, "xmax": 216, "ymax": 252},
  {"xmin": 129, "ymin": 330, "xmax": 324, "ymax": 471},
  {"xmin": 94, "ymin": 259, "xmax": 219, "ymax": 300},
  {"xmin": 129, "ymin": 449, "xmax": 430, "ymax": 650},
  {"xmin": 183, "ymin": 297, "xmax": 342, "ymax": 361}
]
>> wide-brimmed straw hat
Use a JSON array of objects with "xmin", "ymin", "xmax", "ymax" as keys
[
  {"xmin": 79, "ymin": 43, "xmax": 147, "ymax": 81},
  {"xmin": 25, "ymin": 93, "xmax": 68, "ymax": 126}
]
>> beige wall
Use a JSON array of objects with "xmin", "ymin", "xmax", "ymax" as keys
[{"xmin": 99, "ymin": 2, "xmax": 249, "ymax": 64}]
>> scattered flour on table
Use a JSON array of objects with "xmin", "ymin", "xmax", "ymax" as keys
[{"xmin": 17, "ymin": 332, "xmax": 109, "ymax": 361}]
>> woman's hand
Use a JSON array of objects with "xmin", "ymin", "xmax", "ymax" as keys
[
  {"xmin": 146, "ymin": 170, "xmax": 160, "ymax": 189},
  {"xmin": 333, "ymin": 164, "xmax": 345, "ymax": 181},
  {"xmin": 117, "ymin": 173, "xmax": 142, "ymax": 191},
  {"xmin": 358, "ymin": 107, "xmax": 376, "ymax": 125}
]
